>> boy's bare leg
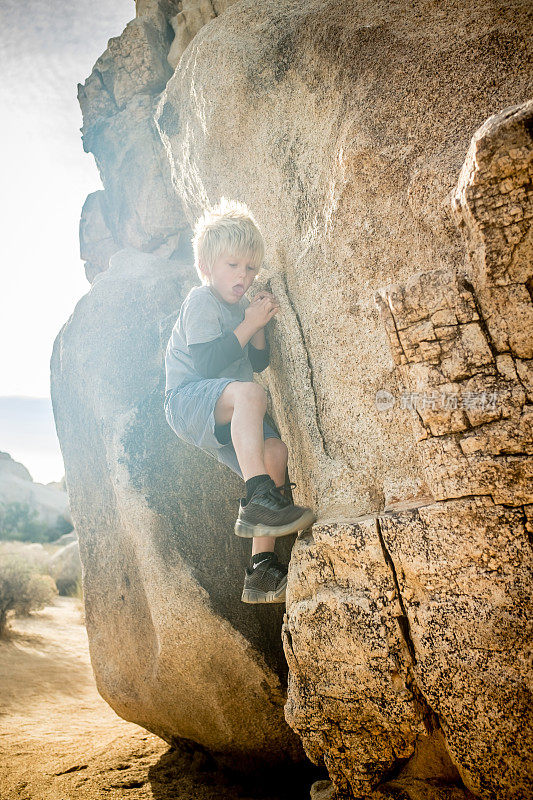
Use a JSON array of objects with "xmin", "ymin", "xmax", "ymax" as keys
[
  {"xmin": 231, "ymin": 383, "xmax": 268, "ymax": 480},
  {"xmin": 214, "ymin": 381, "xmax": 270, "ymax": 477},
  {"xmin": 214, "ymin": 382, "xmax": 289, "ymax": 555}
]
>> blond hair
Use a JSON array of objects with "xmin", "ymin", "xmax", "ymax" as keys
[{"xmin": 192, "ymin": 197, "xmax": 265, "ymax": 285}]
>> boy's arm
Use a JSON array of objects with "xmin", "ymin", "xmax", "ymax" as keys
[
  {"xmin": 244, "ymin": 293, "xmax": 274, "ymax": 372},
  {"xmin": 189, "ymin": 330, "xmax": 271, "ymax": 377},
  {"xmin": 186, "ymin": 291, "xmax": 272, "ymax": 377},
  {"xmin": 189, "ymin": 331, "xmax": 244, "ymax": 378},
  {"xmin": 248, "ymin": 329, "xmax": 270, "ymax": 373},
  {"xmin": 185, "ymin": 291, "xmax": 254, "ymax": 378},
  {"xmin": 250, "ymin": 326, "xmax": 266, "ymax": 349},
  {"xmin": 190, "ymin": 328, "xmax": 271, "ymax": 377}
]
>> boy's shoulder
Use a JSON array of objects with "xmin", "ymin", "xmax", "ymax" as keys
[
  {"xmin": 184, "ymin": 284, "xmax": 212, "ymax": 304},
  {"xmin": 179, "ymin": 285, "xmax": 216, "ymax": 315}
]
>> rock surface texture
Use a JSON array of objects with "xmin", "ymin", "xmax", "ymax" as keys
[
  {"xmin": 53, "ymin": 0, "xmax": 533, "ymax": 796},
  {"xmin": 51, "ymin": 247, "xmax": 302, "ymax": 766},
  {"xmin": 63, "ymin": 0, "xmax": 305, "ymax": 771},
  {"xmin": 77, "ymin": 0, "xmax": 186, "ymax": 267}
]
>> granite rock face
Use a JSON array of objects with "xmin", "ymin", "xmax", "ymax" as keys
[
  {"xmin": 60, "ymin": 0, "xmax": 533, "ymax": 794},
  {"xmin": 361, "ymin": 102, "xmax": 533, "ymax": 799},
  {"xmin": 154, "ymin": 1, "xmax": 532, "ymax": 797},
  {"xmin": 79, "ymin": 191, "xmax": 119, "ymax": 283},
  {"xmin": 77, "ymin": 3, "xmax": 186, "ymax": 268},
  {"xmin": 76, "ymin": 0, "xmax": 241, "ymax": 279},
  {"xmin": 68, "ymin": 0, "xmax": 305, "ymax": 769},
  {"xmin": 51, "ymin": 247, "xmax": 302, "ymax": 766},
  {"xmin": 166, "ymin": 0, "xmax": 239, "ymax": 70}
]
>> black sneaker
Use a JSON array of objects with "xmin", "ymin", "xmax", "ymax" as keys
[
  {"xmin": 275, "ymin": 480, "xmax": 296, "ymax": 505},
  {"xmin": 235, "ymin": 476, "xmax": 316, "ymax": 538},
  {"xmin": 241, "ymin": 552, "xmax": 288, "ymax": 604}
]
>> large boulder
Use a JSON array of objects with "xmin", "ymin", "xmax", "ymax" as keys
[
  {"xmin": 61, "ymin": 0, "xmax": 532, "ymax": 794},
  {"xmin": 50, "ymin": 246, "xmax": 303, "ymax": 766},
  {"xmin": 79, "ymin": 191, "xmax": 119, "ymax": 283},
  {"xmin": 77, "ymin": 1, "xmax": 191, "ymax": 273},
  {"xmin": 167, "ymin": 0, "xmax": 239, "ymax": 70},
  {"xmin": 154, "ymin": 1, "xmax": 532, "ymax": 797}
]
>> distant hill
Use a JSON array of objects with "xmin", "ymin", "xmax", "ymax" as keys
[{"xmin": 0, "ymin": 450, "xmax": 71, "ymax": 529}]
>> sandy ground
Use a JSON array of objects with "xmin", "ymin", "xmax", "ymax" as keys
[{"xmin": 0, "ymin": 596, "xmax": 318, "ymax": 800}]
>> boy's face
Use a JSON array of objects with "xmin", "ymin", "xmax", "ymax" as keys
[{"xmin": 202, "ymin": 250, "xmax": 259, "ymax": 304}]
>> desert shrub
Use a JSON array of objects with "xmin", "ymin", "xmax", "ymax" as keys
[
  {"xmin": 0, "ymin": 553, "xmax": 58, "ymax": 636},
  {"xmin": 68, "ymin": 574, "xmax": 84, "ymax": 601},
  {"xmin": 53, "ymin": 515, "xmax": 74, "ymax": 539},
  {"xmin": 0, "ymin": 501, "xmax": 73, "ymax": 543}
]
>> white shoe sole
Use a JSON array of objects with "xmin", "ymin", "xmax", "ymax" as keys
[
  {"xmin": 241, "ymin": 577, "xmax": 287, "ymax": 603},
  {"xmin": 235, "ymin": 508, "xmax": 316, "ymax": 538}
]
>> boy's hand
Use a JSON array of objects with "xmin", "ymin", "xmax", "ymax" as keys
[
  {"xmin": 245, "ymin": 292, "xmax": 280, "ymax": 331},
  {"xmin": 251, "ymin": 290, "xmax": 279, "ymax": 307}
]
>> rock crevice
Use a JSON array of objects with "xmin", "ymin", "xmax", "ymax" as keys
[{"xmin": 54, "ymin": 1, "xmax": 533, "ymax": 796}]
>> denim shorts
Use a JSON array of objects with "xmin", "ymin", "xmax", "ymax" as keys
[{"xmin": 164, "ymin": 378, "xmax": 281, "ymax": 479}]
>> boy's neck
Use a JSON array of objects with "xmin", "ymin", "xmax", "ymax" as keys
[{"xmin": 208, "ymin": 284, "xmax": 238, "ymax": 307}]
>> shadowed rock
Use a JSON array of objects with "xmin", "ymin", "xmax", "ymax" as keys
[
  {"xmin": 153, "ymin": 1, "xmax": 532, "ymax": 796},
  {"xmin": 59, "ymin": 0, "xmax": 533, "ymax": 795},
  {"xmin": 51, "ymin": 247, "xmax": 303, "ymax": 767}
]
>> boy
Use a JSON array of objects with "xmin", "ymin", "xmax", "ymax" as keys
[{"xmin": 164, "ymin": 197, "xmax": 315, "ymax": 604}]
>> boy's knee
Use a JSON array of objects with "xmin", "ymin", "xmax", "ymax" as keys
[{"xmin": 235, "ymin": 381, "xmax": 268, "ymax": 410}]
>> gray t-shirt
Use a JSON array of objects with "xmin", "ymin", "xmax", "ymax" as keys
[{"xmin": 165, "ymin": 285, "xmax": 253, "ymax": 393}]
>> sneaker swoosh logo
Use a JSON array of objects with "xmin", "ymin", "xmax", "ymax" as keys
[{"xmin": 252, "ymin": 558, "xmax": 272, "ymax": 569}]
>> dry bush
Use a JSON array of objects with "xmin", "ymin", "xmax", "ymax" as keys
[{"xmin": 0, "ymin": 553, "xmax": 58, "ymax": 637}]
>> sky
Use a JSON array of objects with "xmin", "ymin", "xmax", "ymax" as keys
[{"xmin": 0, "ymin": 0, "xmax": 134, "ymax": 483}]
